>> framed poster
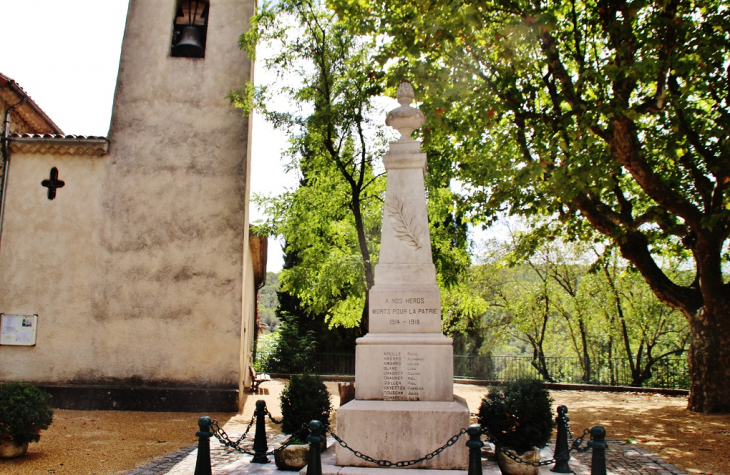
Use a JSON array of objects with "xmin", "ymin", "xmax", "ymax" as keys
[{"xmin": 0, "ymin": 314, "xmax": 38, "ymax": 346}]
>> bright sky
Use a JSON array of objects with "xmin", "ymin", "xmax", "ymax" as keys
[{"xmin": 0, "ymin": 0, "xmax": 295, "ymax": 270}]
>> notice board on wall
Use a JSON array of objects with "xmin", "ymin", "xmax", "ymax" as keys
[{"xmin": 0, "ymin": 314, "xmax": 38, "ymax": 346}]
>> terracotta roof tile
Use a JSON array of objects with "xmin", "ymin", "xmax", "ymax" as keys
[
  {"xmin": 9, "ymin": 133, "xmax": 107, "ymax": 140},
  {"xmin": 0, "ymin": 72, "xmax": 64, "ymax": 135},
  {"xmin": 8, "ymin": 133, "xmax": 109, "ymax": 156}
]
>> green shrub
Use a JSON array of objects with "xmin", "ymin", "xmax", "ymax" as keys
[
  {"xmin": 268, "ymin": 313, "xmax": 318, "ymax": 373},
  {"xmin": 280, "ymin": 374, "xmax": 332, "ymax": 437},
  {"xmin": 477, "ymin": 379, "xmax": 554, "ymax": 453},
  {"xmin": 254, "ymin": 332, "xmax": 280, "ymax": 373},
  {"xmin": 0, "ymin": 382, "xmax": 54, "ymax": 445}
]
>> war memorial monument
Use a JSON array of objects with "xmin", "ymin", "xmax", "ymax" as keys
[{"xmin": 331, "ymin": 82, "xmax": 471, "ymax": 473}]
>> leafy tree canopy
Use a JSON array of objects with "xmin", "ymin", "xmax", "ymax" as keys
[
  {"xmin": 331, "ymin": 0, "xmax": 730, "ymax": 412},
  {"xmin": 239, "ymin": 0, "xmax": 472, "ymax": 334}
]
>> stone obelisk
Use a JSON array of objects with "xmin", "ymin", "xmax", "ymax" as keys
[{"xmin": 335, "ymin": 82, "xmax": 470, "ymax": 470}]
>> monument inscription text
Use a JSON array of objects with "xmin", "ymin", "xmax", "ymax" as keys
[
  {"xmin": 370, "ymin": 293, "xmax": 440, "ymax": 332},
  {"xmin": 382, "ymin": 350, "xmax": 424, "ymax": 400}
]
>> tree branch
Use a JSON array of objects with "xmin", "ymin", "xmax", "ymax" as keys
[{"xmin": 607, "ymin": 117, "xmax": 703, "ymax": 227}]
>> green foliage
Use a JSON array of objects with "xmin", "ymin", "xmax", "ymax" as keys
[
  {"xmin": 268, "ymin": 311, "xmax": 318, "ymax": 373},
  {"xmin": 0, "ymin": 382, "xmax": 54, "ymax": 445},
  {"xmin": 333, "ymin": 0, "xmax": 730, "ymax": 411},
  {"xmin": 254, "ymin": 332, "xmax": 280, "ymax": 373},
  {"xmin": 258, "ymin": 272, "xmax": 281, "ymax": 331},
  {"xmin": 240, "ymin": 0, "xmax": 391, "ymax": 332},
  {"xmin": 280, "ymin": 374, "xmax": 332, "ymax": 436},
  {"xmin": 478, "ymin": 379, "xmax": 554, "ymax": 452},
  {"xmin": 265, "ymin": 246, "xmax": 360, "ymax": 372},
  {"xmin": 444, "ymin": 235, "xmax": 689, "ymax": 385},
  {"xmin": 336, "ymin": 0, "xmax": 730, "ymax": 268},
  {"xmin": 240, "ymin": 0, "xmax": 473, "ymax": 337},
  {"xmin": 441, "ymin": 260, "xmax": 504, "ymax": 357}
]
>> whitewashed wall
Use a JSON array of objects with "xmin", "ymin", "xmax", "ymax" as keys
[{"xmin": 0, "ymin": 0, "xmax": 257, "ymax": 398}]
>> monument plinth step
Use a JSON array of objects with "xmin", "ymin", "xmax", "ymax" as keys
[{"xmin": 335, "ymin": 398, "xmax": 470, "ymax": 470}]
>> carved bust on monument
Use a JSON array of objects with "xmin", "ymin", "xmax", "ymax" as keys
[{"xmin": 333, "ymin": 82, "xmax": 470, "ymax": 472}]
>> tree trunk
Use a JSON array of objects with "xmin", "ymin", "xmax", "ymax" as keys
[
  {"xmin": 351, "ymin": 195, "xmax": 374, "ymax": 335},
  {"xmin": 579, "ymin": 319, "xmax": 591, "ymax": 383},
  {"xmin": 687, "ymin": 298, "xmax": 730, "ymax": 413}
]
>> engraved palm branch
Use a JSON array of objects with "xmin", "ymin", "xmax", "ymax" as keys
[{"xmin": 386, "ymin": 197, "xmax": 423, "ymax": 250}]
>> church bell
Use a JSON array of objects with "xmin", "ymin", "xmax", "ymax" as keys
[{"xmin": 174, "ymin": 25, "xmax": 204, "ymax": 58}]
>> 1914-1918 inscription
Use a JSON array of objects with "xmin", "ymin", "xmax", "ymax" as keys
[
  {"xmin": 383, "ymin": 350, "xmax": 423, "ymax": 400},
  {"xmin": 371, "ymin": 295, "xmax": 439, "ymax": 329}
]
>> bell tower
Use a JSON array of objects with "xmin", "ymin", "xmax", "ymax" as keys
[
  {"xmin": 94, "ymin": 0, "xmax": 256, "ymax": 393},
  {"xmin": 171, "ymin": 0, "xmax": 209, "ymax": 58}
]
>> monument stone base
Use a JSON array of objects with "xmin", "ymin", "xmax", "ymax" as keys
[{"xmin": 335, "ymin": 397, "xmax": 470, "ymax": 470}]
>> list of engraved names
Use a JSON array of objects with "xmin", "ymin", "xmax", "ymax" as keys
[{"xmin": 383, "ymin": 351, "xmax": 424, "ymax": 400}]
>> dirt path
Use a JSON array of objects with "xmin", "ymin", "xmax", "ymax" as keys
[{"xmin": 1, "ymin": 381, "xmax": 727, "ymax": 475}]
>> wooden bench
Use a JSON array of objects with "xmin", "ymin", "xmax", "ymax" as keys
[{"xmin": 248, "ymin": 365, "xmax": 271, "ymax": 393}]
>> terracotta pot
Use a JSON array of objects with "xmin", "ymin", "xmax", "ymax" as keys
[
  {"xmin": 0, "ymin": 439, "xmax": 29, "ymax": 458},
  {"xmin": 274, "ymin": 437, "xmax": 327, "ymax": 471},
  {"xmin": 495, "ymin": 446, "xmax": 541, "ymax": 475},
  {"xmin": 275, "ymin": 443, "xmax": 309, "ymax": 471}
]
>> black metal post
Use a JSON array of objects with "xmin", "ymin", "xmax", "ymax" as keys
[
  {"xmin": 306, "ymin": 420, "xmax": 324, "ymax": 475},
  {"xmin": 552, "ymin": 405, "xmax": 572, "ymax": 473},
  {"xmin": 252, "ymin": 400, "xmax": 270, "ymax": 463},
  {"xmin": 466, "ymin": 424, "xmax": 484, "ymax": 475},
  {"xmin": 194, "ymin": 416, "xmax": 213, "ymax": 475},
  {"xmin": 588, "ymin": 426, "xmax": 608, "ymax": 475}
]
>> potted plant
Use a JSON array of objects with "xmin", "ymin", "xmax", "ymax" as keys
[
  {"xmin": 478, "ymin": 379, "xmax": 554, "ymax": 475},
  {"xmin": 0, "ymin": 382, "xmax": 54, "ymax": 458},
  {"xmin": 274, "ymin": 374, "xmax": 332, "ymax": 470}
]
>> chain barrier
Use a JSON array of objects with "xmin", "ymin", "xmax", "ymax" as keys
[
  {"xmin": 327, "ymin": 426, "xmax": 467, "ymax": 468},
  {"xmin": 211, "ymin": 405, "xmax": 288, "ymax": 456},
  {"xmin": 569, "ymin": 428, "xmax": 592, "ymax": 454},
  {"xmin": 272, "ymin": 426, "xmax": 305, "ymax": 456},
  {"xmin": 479, "ymin": 422, "xmax": 592, "ymax": 467},
  {"xmin": 267, "ymin": 411, "xmax": 282, "ymax": 425},
  {"xmin": 210, "ymin": 405, "xmax": 596, "ymax": 470},
  {"xmin": 211, "ymin": 415, "xmax": 258, "ymax": 456}
]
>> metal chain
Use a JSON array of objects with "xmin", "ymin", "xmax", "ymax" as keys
[
  {"xmin": 272, "ymin": 426, "xmax": 305, "ymax": 455},
  {"xmin": 478, "ymin": 426, "xmax": 554, "ymax": 467},
  {"xmin": 326, "ymin": 426, "xmax": 467, "ymax": 468},
  {"xmin": 211, "ymin": 405, "xmax": 288, "ymax": 456},
  {"xmin": 570, "ymin": 428, "xmax": 592, "ymax": 454},
  {"xmin": 211, "ymin": 416, "xmax": 258, "ymax": 455},
  {"xmin": 480, "ymin": 425, "xmax": 592, "ymax": 467},
  {"xmin": 210, "ymin": 411, "xmax": 594, "ymax": 467},
  {"xmin": 266, "ymin": 407, "xmax": 282, "ymax": 425},
  {"xmin": 564, "ymin": 418, "xmax": 592, "ymax": 453}
]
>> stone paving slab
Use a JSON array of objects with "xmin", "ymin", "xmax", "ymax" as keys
[{"xmin": 124, "ymin": 438, "xmax": 689, "ymax": 475}]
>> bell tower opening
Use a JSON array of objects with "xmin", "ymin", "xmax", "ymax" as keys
[{"xmin": 171, "ymin": 0, "xmax": 209, "ymax": 58}]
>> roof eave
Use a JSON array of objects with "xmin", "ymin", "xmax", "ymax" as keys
[
  {"xmin": 1, "ymin": 72, "xmax": 65, "ymax": 135},
  {"xmin": 8, "ymin": 135, "xmax": 110, "ymax": 156}
]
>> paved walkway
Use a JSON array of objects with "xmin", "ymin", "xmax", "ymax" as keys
[
  {"xmin": 123, "ymin": 382, "xmax": 689, "ymax": 475},
  {"xmin": 123, "ymin": 433, "xmax": 689, "ymax": 475}
]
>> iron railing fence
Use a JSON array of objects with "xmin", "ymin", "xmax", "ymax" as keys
[
  {"xmin": 311, "ymin": 352, "xmax": 356, "ymax": 376},
  {"xmin": 452, "ymin": 355, "xmax": 689, "ymax": 389},
  {"xmin": 265, "ymin": 353, "xmax": 689, "ymax": 389}
]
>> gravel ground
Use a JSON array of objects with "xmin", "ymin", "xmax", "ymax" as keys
[{"xmin": 1, "ymin": 380, "xmax": 728, "ymax": 475}]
